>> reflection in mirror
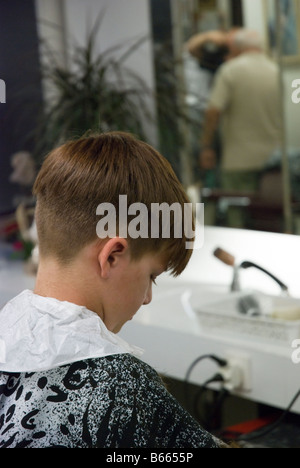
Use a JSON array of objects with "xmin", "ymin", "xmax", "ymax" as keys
[{"xmin": 151, "ymin": 0, "xmax": 300, "ymax": 235}]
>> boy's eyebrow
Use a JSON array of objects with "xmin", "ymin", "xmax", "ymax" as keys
[{"xmin": 157, "ymin": 264, "xmax": 168, "ymax": 275}]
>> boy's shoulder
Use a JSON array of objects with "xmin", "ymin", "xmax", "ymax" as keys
[
  {"xmin": 30, "ymin": 353, "xmax": 161, "ymax": 390},
  {"xmin": 0, "ymin": 353, "xmax": 159, "ymax": 395},
  {"xmin": 67, "ymin": 353, "xmax": 159, "ymax": 381}
]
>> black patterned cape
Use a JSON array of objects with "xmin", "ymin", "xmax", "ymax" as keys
[{"xmin": 0, "ymin": 354, "xmax": 221, "ymax": 448}]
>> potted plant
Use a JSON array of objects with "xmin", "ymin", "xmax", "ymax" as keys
[
  {"xmin": 32, "ymin": 13, "xmax": 199, "ymax": 184},
  {"xmin": 33, "ymin": 15, "xmax": 153, "ymax": 162}
]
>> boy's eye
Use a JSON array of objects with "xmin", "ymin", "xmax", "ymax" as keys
[{"xmin": 151, "ymin": 275, "xmax": 157, "ymax": 285}]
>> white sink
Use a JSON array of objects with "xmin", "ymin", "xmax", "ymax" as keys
[
  {"xmin": 191, "ymin": 289, "xmax": 300, "ymax": 344},
  {"xmin": 129, "ymin": 276, "xmax": 300, "ymax": 345}
]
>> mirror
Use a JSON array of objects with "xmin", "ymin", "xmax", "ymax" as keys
[
  {"xmin": 1, "ymin": 0, "xmax": 300, "ymax": 240},
  {"xmin": 151, "ymin": 0, "xmax": 300, "ymax": 235}
]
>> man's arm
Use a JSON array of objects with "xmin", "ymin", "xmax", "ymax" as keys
[{"xmin": 185, "ymin": 31, "xmax": 228, "ymax": 59}]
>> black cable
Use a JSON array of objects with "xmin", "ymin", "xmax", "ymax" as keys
[
  {"xmin": 207, "ymin": 387, "xmax": 230, "ymax": 429},
  {"xmin": 183, "ymin": 354, "xmax": 227, "ymax": 414},
  {"xmin": 238, "ymin": 387, "xmax": 300, "ymax": 443},
  {"xmin": 193, "ymin": 373, "xmax": 225, "ymax": 429}
]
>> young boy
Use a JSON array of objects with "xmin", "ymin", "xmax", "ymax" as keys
[{"xmin": 0, "ymin": 132, "xmax": 224, "ymax": 448}]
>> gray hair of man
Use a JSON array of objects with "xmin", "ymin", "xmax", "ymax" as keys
[{"xmin": 232, "ymin": 29, "xmax": 264, "ymax": 52}]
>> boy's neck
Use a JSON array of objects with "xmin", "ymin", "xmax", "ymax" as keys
[{"xmin": 34, "ymin": 256, "xmax": 104, "ymax": 320}]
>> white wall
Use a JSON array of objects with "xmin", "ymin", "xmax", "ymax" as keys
[
  {"xmin": 63, "ymin": 0, "xmax": 153, "ymax": 81},
  {"xmin": 35, "ymin": 0, "xmax": 66, "ymax": 64},
  {"xmin": 242, "ymin": 0, "xmax": 265, "ymax": 41}
]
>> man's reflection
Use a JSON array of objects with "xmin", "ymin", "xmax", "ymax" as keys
[
  {"xmin": 184, "ymin": 29, "xmax": 237, "ymax": 189},
  {"xmin": 196, "ymin": 29, "xmax": 282, "ymax": 227}
]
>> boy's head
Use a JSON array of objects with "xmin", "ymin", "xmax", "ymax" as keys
[{"xmin": 33, "ymin": 131, "xmax": 194, "ymax": 277}]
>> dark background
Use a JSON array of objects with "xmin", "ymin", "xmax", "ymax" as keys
[{"xmin": 0, "ymin": 0, "xmax": 43, "ymax": 214}]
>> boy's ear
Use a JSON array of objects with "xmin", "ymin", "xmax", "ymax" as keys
[{"xmin": 97, "ymin": 237, "xmax": 129, "ymax": 279}]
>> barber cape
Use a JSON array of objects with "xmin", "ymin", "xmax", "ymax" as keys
[{"xmin": 0, "ymin": 289, "xmax": 143, "ymax": 373}]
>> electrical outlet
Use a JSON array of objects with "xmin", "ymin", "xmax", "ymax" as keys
[{"xmin": 222, "ymin": 351, "xmax": 252, "ymax": 392}]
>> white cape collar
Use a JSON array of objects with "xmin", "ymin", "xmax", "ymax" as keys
[{"xmin": 0, "ymin": 290, "xmax": 143, "ymax": 373}]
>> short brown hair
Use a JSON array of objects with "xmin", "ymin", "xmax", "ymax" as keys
[{"xmin": 33, "ymin": 131, "xmax": 194, "ymax": 276}]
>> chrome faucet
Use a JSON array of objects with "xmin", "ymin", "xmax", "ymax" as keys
[
  {"xmin": 213, "ymin": 247, "xmax": 289, "ymax": 295},
  {"xmin": 231, "ymin": 260, "xmax": 289, "ymax": 295}
]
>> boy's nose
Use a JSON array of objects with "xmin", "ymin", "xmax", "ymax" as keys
[{"xmin": 143, "ymin": 284, "xmax": 152, "ymax": 305}]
